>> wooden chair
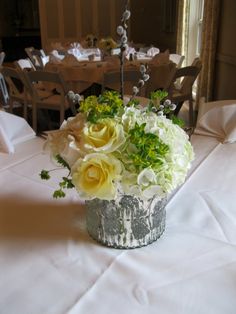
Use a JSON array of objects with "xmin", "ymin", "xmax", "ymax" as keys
[
  {"xmin": 0, "ymin": 66, "xmax": 29, "ymax": 119},
  {"xmin": 14, "ymin": 58, "xmax": 36, "ymax": 71},
  {"xmin": 25, "ymin": 47, "xmax": 47, "ymax": 69},
  {"xmin": 102, "ymin": 69, "xmax": 144, "ymax": 96},
  {"xmin": 0, "ymin": 73, "xmax": 9, "ymax": 107},
  {"xmin": 167, "ymin": 57, "xmax": 202, "ymax": 126},
  {"xmin": 145, "ymin": 62, "xmax": 177, "ymax": 97},
  {"xmin": 24, "ymin": 70, "xmax": 73, "ymax": 133},
  {"xmin": 0, "ymin": 52, "xmax": 6, "ymax": 66}
]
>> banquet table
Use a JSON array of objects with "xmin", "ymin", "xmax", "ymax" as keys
[
  {"xmin": 44, "ymin": 55, "xmax": 173, "ymax": 95},
  {"xmin": 1, "ymin": 100, "xmax": 236, "ymax": 314}
]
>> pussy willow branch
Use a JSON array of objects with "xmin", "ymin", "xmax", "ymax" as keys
[{"xmin": 118, "ymin": 2, "xmax": 131, "ymax": 100}]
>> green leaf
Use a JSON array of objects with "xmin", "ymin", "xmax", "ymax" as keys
[
  {"xmin": 39, "ymin": 170, "xmax": 50, "ymax": 180},
  {"xmin": 55, "ymin": 155, "xmax": 70, "ymax": 170},
  {"xmin": 53, "ymin": 189, "xmax": 66, "ymax": 198},
  {"xmin": 171, "ymin": 115, "xmax": 185, "ymax": 127}
]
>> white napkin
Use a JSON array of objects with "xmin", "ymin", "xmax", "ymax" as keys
[
  {"xmin": 70, "ymin": 42, "xmax": 81, "ymax": 49},
  {"xmin": 41, "ymin": 56, "xmax": 49, "ymax": 66},
  {"xmin": 67, "ymin": 48, "xmax": 82, "ymax": 59},
  {"xmin": 195, "ymin": 101, "xmax": 236, "ymax": 143},
  {"xmin": 49, "ymin": 50, "xmax": 64, "ymax": 64},
  {"xmin": 147, "ymin": 47, "xmax": 160, "ymax": 57},
  {"xmin": 0, "ymin": 111, "xmax": 35, "ymax": 154},
  {"xmin": 125, "ymin": 47, "xmax": 136, "ymax": 59}
]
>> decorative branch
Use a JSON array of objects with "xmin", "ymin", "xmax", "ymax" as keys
[{"xmin": 117, "ymin": 1, "xmax": 131, "ymax": 100}]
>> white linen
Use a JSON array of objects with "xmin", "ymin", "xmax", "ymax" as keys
[
  {"xmin": 0, "ymin": 111, "xmax": 35, "ymax": 154},
  {"xmin": 147, "ymin": 46, "xmax": 160, "ymax": 57},
  {"xmin": 1, "ymin": 122, "xmax": 236, "ymax": 313},
  {"xmin": 0, "ymin": 124, "xmax": 14, "ymax": 154},
  {"xmin": 0, "ymin": 136, "xmax": 44, "ymax": 170},
  {"xmin": 195, "ymin": 100, "xmax": 236, "ymax": 143}
]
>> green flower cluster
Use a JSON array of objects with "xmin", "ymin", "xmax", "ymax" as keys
[
  {"xmin": 79, "ymin": 91, "xmax": 123, "ymax": 123},
  {"xmin": 128, "ymin": 123, "xmax": 169, "ymax": 170}
]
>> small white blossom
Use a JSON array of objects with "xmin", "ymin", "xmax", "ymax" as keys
[
  {"xmin": 169, "ymin": 103, "xmax": 176, "ymax": 111},
  {"xmin": 122, "ymin": 10, "xmax": 131, "ymax": 21},
  {"xmin": 138, "ymin": 79, "xmax": 145, "ymax": 87},
  {"xmin": 121, "ymin": 35, "xmax": 128, "ymax": 44},
  {"xmin": 164, "ymin": 99, "xmax": 171, "ymax": 106},
  {"xmin": 117, "ymin": 25, "xmax": 124, "ymax": 35},
  {"xmin": 140, "ymin": 64, "xmax": 146, "ymax": 73},
  {"xmin": 143, "ymin": 74, "xmax": 150, "ymax": 82},
  {"xmin": 132, "ymin": 86, "xmax": 139, "ymax": 95}
]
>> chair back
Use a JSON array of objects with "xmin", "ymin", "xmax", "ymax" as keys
[
  {"xmin": 0, "ymin": 52, "xmax": 6, "ymax": 66},
  {"xmin": 103, "ymin": 69, "xmax": 143, "ymax": 95},
  {"xmin": 24, "ymin": 70, "xmax": 71, "ymax": 132},
  {"xmin": 167, "ymin": 58, "xmax": 202, "ymax": 127},
  {"xmin": 14, "ymin": 58, "xmax": 36, "ymax": 71},
  {"xmin": 24, "ymin": 70, "xmax": 68, "ymax": 101},
  {"xmin": 0, "ymin": 66, "xmax": 29, "ymax": 119},
  {"xmin": 25, "ymin": 47, "xmax": 46, "ymax": 69},
  {"xmin": 145, "ymin": 62, "xmax": 177, "ymax": 97},
  {"xmin": 0, "ymin": 67, "xmax": 25, "ymax": 98},
  {"xmin": 168, "ymin": 58, "xmax": 202, "ymax": 98},
  {"xmin": 0, "ymin": 73, "xmax": 9, "ymax": 106}
]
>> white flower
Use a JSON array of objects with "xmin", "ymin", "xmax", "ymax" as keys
[{"xmin": 137, "ymin": 168, "xmax": 156, "ymax": 186}]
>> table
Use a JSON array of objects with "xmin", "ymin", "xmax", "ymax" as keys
[
  {"xmin": 44, "ymin": 56, "xmax": 173, "ymax": 95},
  {"xmin": 1, "ymin": 101, "xmax": 236, "ymax": 313}
]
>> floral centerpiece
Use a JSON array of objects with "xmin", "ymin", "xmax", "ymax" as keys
[
  {"xmin": 40, "ymin": 3, "xmax": 194, "ymax": 249},
  {"xmin": 46, "ymin": 92, "xmax": 193, "ymax": 201},
  {"xmin": 85, "ymin": 33, "xmax": 98, "ymax": 48},
  {"xmin": 41, "ymin": 89, "xmax": 194, "ymax": 248},
  {"xmin": 98, "ymin": 37, "xmax": 117, "ymax": 57}
]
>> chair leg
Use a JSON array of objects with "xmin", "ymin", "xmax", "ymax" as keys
[
  {"xmin": 60, "ymin": 108, "xmax": 64, "ymax": 127},
  {"xmin": 174, "ymin": 101, "xmax": 184, "ymax": 116},
  {"xmin": 32, "ymin": 104, "xmax": 37, "ymax": 133},
  {"xmin": 9, "ymin": 98, "xmax": 13, "ymax": 113},
  {"xmin": 23, "ymin": 102, "xmax": 28, "ymax": 121},
  {"xmin": 189, "ymin": 99, "xmax": 194, "ymax": 127}
]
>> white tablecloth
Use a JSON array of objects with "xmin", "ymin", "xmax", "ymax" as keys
[{"xmin": 0, "ymin": 131, "xmax": 236, "ymax": 313}]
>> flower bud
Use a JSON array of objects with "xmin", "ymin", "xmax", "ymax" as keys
[
  {"xmin": 143, "ymin": 74, "xmax": 150, "ymax": 82},
  {"xmin": 117, "ymin": 25, "xmax": 124, "ymax": 35},
  {"xmin": 132, "ymin": 86, "xmax": 139, "ymax": 95},
  {"xmin": 122, "ymin": 10, "xmax": 131, "ymax": 21}
]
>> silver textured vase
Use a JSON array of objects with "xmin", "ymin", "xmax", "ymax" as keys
[{"xmin": 85, "ymin": 195, "xmax": 166, "ymax": 249}]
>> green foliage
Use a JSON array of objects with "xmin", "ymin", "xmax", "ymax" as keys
[
  {"xmin": 53, "ymin": 189, "xmax": 66, "ymax": 199},
  {"xmin": 128, "ymin": 123, "xmax": 169, "ymax": 170},
  {"xmin": 39, "ymin": 155, "xmax": 74, "ymax": 199},
  {"xmin": 40, "ymin": 170, "xmax": 50, "ymax": 180},
  {"xmin": 126, "ymin": 98, "xmax": 140, "ymax": 107},
  {"xmin": 59, "ymin": 177, "xmax": 74, "ymax": 189},
  {"xmin": 55, "ymin": 154, "xmax": 70, "ymax": 170},
  {"xmin": 150, "ymin": 90, "xmax": 168, "ymax": 102},
  {"xmin": 171, "ymin": 115, "xmax": 185, "ymax": 128},
  {"xmin": 53, "ymin": 177, "xmax": 74, "ymax": 199},
  {"xmin": 79, "ymin": 91, "xmax": 123, "ymax": 123}
]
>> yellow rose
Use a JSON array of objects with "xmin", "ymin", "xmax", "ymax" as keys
[
  {"xmin": 83, "ymin": 119, "xmax": 125, "ymax": 153},
  {"xmin": 72, "ymin": 153, "xmax": 122, "ymax": 200}
]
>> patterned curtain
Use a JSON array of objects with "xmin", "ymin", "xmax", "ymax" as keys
[{"xmin": 197, "ymin": 0, "xmax": 220, "ymax": 102}]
